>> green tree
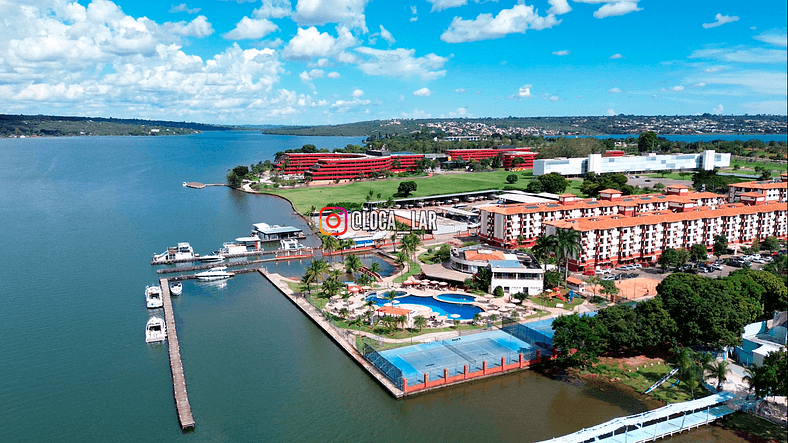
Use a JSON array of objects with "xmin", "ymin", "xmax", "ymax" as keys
[
  {"xmin": 638, "ymin": 131, "xmax": 658, "ymax": 152},
  {"xmin": 321, "ymin": 235, "xmax": 340, "ymax": 261},
  {"xmin": 552, "ymin": 314, "xmax": 608, "ymax": 368},
  {"xmin": 506, "ymin": 174, "xmax": 519, "ymax": 184},
  {"xmin": 708, "ymin": 360, "xmax": 730, "ymax": 392},
  {"xmin": 369, "ymin": 262, "xmax": 381, "ymax": 274},
  {"xmin": 533, "ymin": 234, "xmax": 557, "ymax": 269},
  {"xmin": 585, "ymin": 275, "xmax": 602, "ymax": 299},
  {"xmin": 543, "ymin": 270, "xmax": 562, "ymax": 290},
  {"xmin": 526, "ymin": 180, "xmax": 544, "ymax": 193},
  {"xmin": 474, "ymin": 266, "xmax": 493, "ymax": 293},
  {"xmin": 599, "ymin": 280, "xmax": 620, "ymax": 302},
  {"xmin": 397, "ymin": 181, "xmax": 417, "ymax": 197},
  {"xmin": 414, "ymin": 315, "xmax": 427, "ymax": 332},
  {"xmin": 713, "ymin": 235, "xmax": 728, "ymax": 257},
  {"xmin": 538, "ymin": 172, "xmax": 569, "ymax": 194},
  {"xmin": 226, "ymin": 170, "xmax": 242, "ymax": 188},
  {"xmin": 345, "ymin": 254, "xmax": 362, "ymax": 275},
  {"xmin": 633, "ymin": 298, "xmax": 677, "ymax": 348},
  {"xmin": 690, "ymin": 244, "xmax": 708, "ymax": 262},
  {"xmin": 493, "ymin": 286, "xmax": 504, "ymax": 298},
  {"xmin": 556, "ymin": 228, "xmax": 582, "ymax": 282},
  {"xmin": 658, "ymin": 248, "xmax": 677, "ymax": 272},
  {"xmin": 596, "ymin": 304, "xmax": 639, "ymax": 350},
  {"xmin": 675, "ymin": 248, "xmax": 690, "ymax": 268},
  {"xmin": 762, "ymin": 236, "xmax": 780, "ymax": 253}
]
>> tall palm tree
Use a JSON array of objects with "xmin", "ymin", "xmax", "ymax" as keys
[
  {"xmin": 369, "ymin": 262, "xmax": 381, "ymax": 274},
  {"xmin": 401, "ymin": 233, "xmax": 421, "ymax": 262},
  {"xmin": 708, "ymin": 360, "xmax": 730, "ymax": 392},
  {"xmin": 414, "ymin": 315, "xmax": 427, "ymax": 332},
  {"xmin": 301, "ymin": 269, "xmax": 316, "ymax": 294},
  {"xmin": 395, "ymin": 251, "xmax": 409, "ymax": 273},
  {"xmin": 321, "ymin": 235, "xmax": 340, "ymax": 261},
  {"xmin": 345, "ymin": 254, "xmax": 362, "ymax": 275},
  {"xmin": 556, "ymin": 228, "xmax": 582, "ymax": 282},
  {"xmin": 533, "ymin": 234, "xmax": 557, "ymax": 270}
]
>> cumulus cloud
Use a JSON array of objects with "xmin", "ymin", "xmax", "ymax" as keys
[
  {"xmin": 223, "ymin": 17, "xmax": 278, "ymax": 40},
  {"xmin": 282, "ymin": 26, "xmax": 357, "ymax": 60},
  {"xmin": 753, "ymin": 32, "xmax": 788, "ymax": 47},
  {"xmin": 552, "ymin": 50, "xmax": 570, "ymax": 56},
  {"xmin": 440, "ymin": 4, "xmax": 560, "ymax": 43},
  {"xmin": 410, "ymin": 6, "xmax": 418, "ymax": 21},
  {"xmin": 712, "ymin": 104, "xmax": 723, "ymax": 113},
  {"xmin": 353, "ymin": 47, "xmax": 448, "ymax": 80},
  {"xmin": 574, "ymin": 1, "xmax": 642, "ymax": 19},
  {"xmin": 689, "ymin": 47, "xmax": 786, "ymax": 64},
  {"xmin": 169, "ymin": 3, "xmax": 200, "ymax": 14},
  {"xmin": 294, "ymin": 0, "xmax": 369, "ymax": 32},
  {"xmin": 670, "ymin": 85, "xmax": 684, "ymax": 91},
  {"xmin": 427, "ymin": 0, "xmax": 469, "ymax": 12},
  {"xmin": 379, "ymin": 25, "xmax": 395, "ymax": 44},
  {"xmin": 402, "ymin": 108, "xmax": 431, "ymax": 118},
  {"xmin": 692, "ymin": 82, "xmax": 706, "ymax": 88},
  {"xmin": 547, "ymin": 0, "xmax": 572, "ymax": 15},
  {"xmin": 455, "ymin": 88, "xmax": 467, "ymax": 94},
  {"xmin": 515, "ymin": 85, "xmax": 533, "ymax": 98},
  {"xmin": 608, "ymin": 87, "xmax": 622, "ymax": 93},
  {"xmin": 609, "ymin": 53, "xmax": 624, "ymax": 59},
  {"xmin": 702, "ymin": 13, "xmax": 739, "ymax": 29},
  {"xmin": 413, "ymin": 87, "xmax": 432, "ymax": 97},
  {"xmin": 606, "ymin": 108, "xmax": 615, "ymax": 116},
  {"xmin": 254, "ymin": 0, "xmax": 292, "ymax": 18},
  {"xmin": 167, "ymin": 16, "xmax": 215, "ymax": 37},
  {"xmin": 352, "ymin": 88, "xmax": 364, "ymax": 97},
  {"xmin": 327, "ymin": 71, "xmax": 341, "ymax": 78}
]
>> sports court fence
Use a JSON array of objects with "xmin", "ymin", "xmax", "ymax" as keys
[{"xmin": 361, "ymin": 342, "xmax": 405, "ymax": 390}]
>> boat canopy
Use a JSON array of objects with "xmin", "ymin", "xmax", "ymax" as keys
[{"xmin": 235, "ymin": 237, "xmax": 259, "ymax": 242}]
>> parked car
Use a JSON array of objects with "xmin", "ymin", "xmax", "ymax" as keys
[
  {"xmin": 632, "ymin": 264, "xmax": 642, "ymax": 269},
  {"xmin": 711, "ymin": 264, "xmax": 723, "ymax": 271},
  {"xmin": 616, "ymin": 265, "xmax": 629, "ymax": 271},
  {"xmin": 714, "ymin": 259, "xmax": 725, "ymax": 265},
  {"xmin": 603, "ymin": 274, "xmax": 616, "ymax": 281},
  {"xmin": 752, "ymin": 258, "xmax": 767, "ymax": 264},
  {"xmin": 595, "ymin": 269, "xmax": 611, "ymax": 275}
]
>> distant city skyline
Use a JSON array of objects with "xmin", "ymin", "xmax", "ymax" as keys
[{"xmin": 1, "ymin": 0, "xmax": 785, "ymax": 125}]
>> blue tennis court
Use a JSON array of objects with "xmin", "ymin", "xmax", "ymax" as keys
[{"xmin": 378, "ymin": 329, "xmax": 548, "ymax": 385}]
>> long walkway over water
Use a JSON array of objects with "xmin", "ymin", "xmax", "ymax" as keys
[
  {"xmin": 160, "ymin": 278, "xmax": 195, "ymax": 430},
  {"xmin": 537, "ymin": 392, "xmax": 738, "ymax": 443}
]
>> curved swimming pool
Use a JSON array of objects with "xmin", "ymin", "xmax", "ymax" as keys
[
  {"xmin": 366, "ymin": 293, "xmax": 483, "ymax": 320},
  {"xmin": 435, "ymin": 293, "xmax": 477, "ymax": 304}
]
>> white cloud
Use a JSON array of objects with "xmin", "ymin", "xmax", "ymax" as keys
[
  {"xmin": 689, "ymin": 47, "xmax": 786, "ymax": 64},
  {"xmin": 352, "ymin": 88, "xmax": 364, "ymax": 97},
  {"xmin": 703, "ymin": 66, "xmax": 725, "ymax": 73},
  {"xmin": 331, "ymin": 97, "xmax": 371, "ymax": 110},
  {"xmin": 440, "ymin": 4, "xmax": 560, "ymax": 43},
  {"xmin": 168, "ymin": 16, "xmax": 215, "ymax": 37},
  {"xmin": 516, "ymin": 85, "xmax": 532, "ymax": 98},
  {"xmin": 223, "ymin": 17, "xmax": 278, "ymax": 40},
  {"xmin": 409, "ymin": 6, "xmax": 418, "ymax": 21},
  {"xmin": 608, "ymin": 87, "xmax": 622, "ymax": 93},
  {"xmin": 282, "ymin": 26, "xmax": 357, "ymax": 60},
  {"xmin": 692, "ymin": 82, "xmax": 706, "ymax": 88},
  {"xmin": 753, "ymin": 32, "xmax": 788, "ymax": 47},
  {"xmin": 327, "ymin": 71, "xmax": 341, "ymax": 78},
  {"xmin": 741, "ymin": 100, "xmax": 787, "ymax": 114},
  {"xmin": 401, "ymin": 108, "xmax": 431, "ymax": 118},
  {"xmin": 552, "ymin": 49, "xmax": 570, "ymax": 56},
  {"xmin": 547, "ymin": 0, "xmax": 572, "ymax": 15},
  {"xmin": 169, "ymin": 4, "xmax": 201, "ymax": 14},
  {"xmin": 702, "ymin": 13, "xmax": 739, "ymax": 29},
  {"xmin": 353, "ymin": 47, "xmax": 448, "ymax": 80},
  {"xmin": 427, "ymin": 0, "xmax": 468, "ymax": 12},
  {"xmin": 455, "ymin": 88, "xmax": 467, "ymax": 94},
  {"xmin": 254, "ymin": 0, "xmax": 292, "ymax": 19},
  {"xmin": 379, "ymin": 25, "xmax": 395, "ymax": 44},
  {"xmin": 712, "ymin": 104, "xmax": 723, "ymax": 113},
  {"xmin": 699, "ymin": 71, "xmax": 787, "ymax": 95},
  {"xmin": 606, "ymin": 108, "xmax": 615, "ymax": 116},
  {"xmin": 609, "ymin": 53, "xmax": 623, "ymax": 59},
  {"xmin": 670, "ymin": 85, "xmax": 684, "ymax": 91},
  {"xmin": 413, "ymin": 87, "xmax": 432, "ymax": 97},
  {"xmin": 294, "ymin": 0, "xmax": 369, "ymax": 32},
  {"xmin": 592, "ymin": 2, "xmax": 642, "ymax": 19},
  {"xmin": 546, "ymin": 95, "xmax": 560, "ymax": 101}
]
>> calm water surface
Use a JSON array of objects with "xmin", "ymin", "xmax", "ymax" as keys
[{"xmin": 0, "ymin": 132, "xmax": 747, "ymax": 442}]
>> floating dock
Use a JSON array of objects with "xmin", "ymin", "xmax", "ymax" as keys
[{"xmin": 160, "ymin": 278, "xmax": 195, "ymax": 430}]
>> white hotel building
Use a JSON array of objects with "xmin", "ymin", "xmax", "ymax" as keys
[{"xmin": 533, "ymin": 150, "xmax": 730, "ymax": 176}]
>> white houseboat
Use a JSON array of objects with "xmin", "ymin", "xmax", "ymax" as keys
[{"xmin": 152, "ymin": 242, "xmax": 197, "ymax": 263}]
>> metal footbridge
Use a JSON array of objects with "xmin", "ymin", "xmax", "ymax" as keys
[{"xmin": 536, "ymin": 392, "xmax": 739, "ymax": 443}]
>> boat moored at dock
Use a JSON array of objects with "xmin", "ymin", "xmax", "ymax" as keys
[
  {"xmin": 145, "ymin": 316, "xmax": 167, "ymax": 343},
  {"xmin": 279, "ymin": 238, "xmax": 306, "ymax": 251},
  {"xmin": 219, "ymin": 236, "xmax": 264, "ymax": 255},
  {"xmin": 195, "ymin": 266, "xmax": 234, "ymax": 281},
  {"xmin": 169, "ymin": 281, "xmax": 183, "ymax": 295},
  {"xmin": 145, "ymin": 284, "xmax": 164, "ymax": 309},
  {"xmin": 198, "ymin": 254, "xmax": 225, "ymax": 263},
  {"xmin": 152, "ymin": 242, "xmax": 197, "ymax": 264}
]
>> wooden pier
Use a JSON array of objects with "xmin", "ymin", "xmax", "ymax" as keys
[{"xmin": 159, "ymin": 278, "xmax": 195, "ymax": 430}]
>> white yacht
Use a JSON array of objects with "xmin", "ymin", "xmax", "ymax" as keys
[
  {"xmin": 145, "ymin": 317, "xmax": 167, "ymax": 343},
  {"xmin": 145, "ymin": 284, "xmax": 164, "ymax": 309},
  {"xmin": 219, "ymin": 237, "xmax": 263, "ymax": 255},
  {"xmin": 280, "ymin": 238, "xmax": 306, "ymax": 251},
  {"xmin": 195, "ymin": 266, "xmax": 233, "ymax": 281},
  {"xmin": 198, "ymin": 254, "xmax": 225, "ymax": 263},
  {"xmin": 152, "ymin": 242, "xmax": 196, "ymax": 263},
  {"xmin": 169, "ymin": 281, "xmax": 183, "ymax": 296}
]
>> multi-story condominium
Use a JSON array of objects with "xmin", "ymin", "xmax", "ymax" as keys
[
  {"xmin": 533, "ymin": 150, "xmax": 730, "ymax": 176},
  {"xmin": 728, "ymin": 177, "xmax": 787, "ymax": 204},
  {"xmin": 541, "ymin": 200, "xmax": 787, "ymax": 272},
  {"xmin": 479, "ymin": 186, "xmax": 726, "ymax": 248},
  {"xmin": 276, "ymin": 152, "xmax": 424, "ymax": 182},
  {"xmin": 446, "ymin": 148, "xmax": 537, "ymax": 169}
]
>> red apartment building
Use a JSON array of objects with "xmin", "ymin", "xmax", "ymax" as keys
[
  {"xmin": 445, "ymin": 148, "xmax": 537, "ymax": 169},
  {"xmin": 277, "ymin": 153, "xmax": 362, "ymax": 175},
  {"xmin": 276, "ymin": 152, "xmax": 424, "ymax": 181}
]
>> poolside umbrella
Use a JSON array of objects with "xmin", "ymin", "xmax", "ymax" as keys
[
  {"xmin": 384, "ymin": 302, "xmax": 392, "ymax": 307},
  {"xmin": 512, "ymin": 299, "xmax": 522, "ymax": 304},
  {"xmin": 439, "ymin": 282, "xmax": 448, "ymax": 286},
  {"xmin": 392, "ymin": 300, "xmax": 400, "ymax": 305},
  {"xmin": 498, "ymin": 307, "xmax": 510, "ymax": 312},
  {"xmin": 486, "ymin": 310, "xmax": 500, "ymax": 316},
  {"xmin": 505, "ymin": 303, "xmax": 516, "ymax": 308},
  {"xmin": 349, "ymin": 286, "xmax": 360, "ymax": 293},
  {"xmin": 430, "ymin": 280, "xmax": 439, "ymax": 285},
  {"xmin": 362, "ymin": 286, "xmax": 372, "ymax": 290},
  {"xmin": 331, "ymin": 295, "xmax": 342, "ymax": 300},
  {"xmin": 450, "ymin": 314, "xmax": 461, "ymax": 319}
]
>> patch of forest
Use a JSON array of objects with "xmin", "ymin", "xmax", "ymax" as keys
[{"xmin": 0, "ymin": 114, "xmax": 234, "ymax": 137}]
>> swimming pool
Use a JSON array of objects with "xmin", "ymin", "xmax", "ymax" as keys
[
  {"xmin": 434, "ymin": 293, "xmax": 477, "ymax": 304},
  {"xmin": 366, "ymin": 293, "xmax": 483, "ymax": 320}
]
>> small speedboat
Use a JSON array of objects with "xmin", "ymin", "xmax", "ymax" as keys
[
  {"xmin": 169, "ymin": 281, "xmax": 183, "ymax": 296},
  {"xmin": 195, "ymin": 266, "xmax": 233, "ymax": 281},
  {"xmin": 145, "ymin": 284, "xmax": 164, "ymax": 309},
  {"xmin": 199, "ymin": 254, "xmax": 225, "ymax": 263},
  {"xmin": 146, "ymin": 316, "xmax": 166, "ymax": 343}
]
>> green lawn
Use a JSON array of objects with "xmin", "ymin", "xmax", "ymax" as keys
[
  {"xmin": 393, "ymin": 260, "xmax": 421, "ymax": 283},
  {"xmin": 717, "ymin": 411, "xmax": 788, "ymax": 442},
  {"xmin": 529, "ymin": 295, "xmax": 585, "ymax": 310},
  {"xmin": 260, "ymin": 170, "xmax": 581, "ymax": 213},
  {"xmin": 730, "ymin": 159, "xmax": 787, "ymax": 172},
  {"xmin": 586, "ymin": 363, "xmax": 701, "ymax": 404},
  {"xmin": 643, "ymin": 172, "xmax": 694, "ymax": 181}
]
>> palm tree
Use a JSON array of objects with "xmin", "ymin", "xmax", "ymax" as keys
[
  {"xmin": 395, "ymin": 251, "xmax": 409, "ymax": 273},
  {"xmin": 369, "ymin": 262, "xmax": 381, "ymax": 274},
  {"xmin": 453, "ymin": 319, "xmax": 460, "ymax": 329},
  {"xmin": 556, "ymin": 228, "xmax": 582, "ymax": 282},
  {"xmin": 401, "ymin": 233, "xmax": 421, "ymax": 262},
  {"xmin": 321, "ymin": 235, "xmax": 340, "ymax": 261},
  {"xmin": 301, "ymin": 269, "xmax": 316, "ymax": 294},
  {"xmin": 585, "ymin": 275, "xmax": 602, "ymax": 299},
  {"xmin": 339, "ymin": 308, "xmax": 349, "ymax": 320},
  {"xmin": 345, "ymin": 254, "xmax": 362, "ymax": 275},
  {"xmin": 414, "ymin": 315, "xmax": 427, "ymax": 332},
  {"xmin": 533, "ymin": 234, "xmax": 557, "ymax": 270},
  {"xmin": 489, "ymin": 313, "xmax": 498, "ymax": 327},
  {"xmin": 390, "ymin": 232, "xmax": 399, "ymax": 252},
  {"xmin": 397, "ymin": 315, "xmax": 408, "ymax": 331},
  {"xmin": 340, "ymin": 238, "xmax": 355, "ymax": 252},
  {"xmin": 473, "ymin": 313, "xmax": 482, "ymax": 325},
  {"xmin": 708, "ymin": 360, "xmax": 730, "ymax": 392}
]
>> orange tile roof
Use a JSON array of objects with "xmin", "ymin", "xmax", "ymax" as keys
[
  {"xmin": 464, "ymin": 250, "xmax": 506, "ymax": 261},
  {"xmin": 666, "ymin": 184, "xmax": 690, "ymax": 189},
  {"xmin": 739, "ymin": 192, "xmax": 766, "ymax": 198},
  {"xmin": 376, "ymin": 306, "xmax": 412, "ymax": 316},
  {"xmin": 730, "ymin": 181, "xmax": 787, "ymax": 190},
  {"xmin": 599, "ymin": 189, "xmax": 622, "ymax": 194},
  {"xmin": 545, "ymin": 201, "xmax": 785, "ymax": 232},
  {"xmin": 559, "ymin": 193, "xmax": 575, "ymax": 197},
  {"xmin": 567, "ymin": 276, "xmax": 585, "ymax": 285}
]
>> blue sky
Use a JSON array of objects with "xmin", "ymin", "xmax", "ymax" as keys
[{"xmin": 1, "ymin": 0, "xmax": 785, "ymax": 125}]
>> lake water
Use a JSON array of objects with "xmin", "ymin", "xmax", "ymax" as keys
[{"xmin": 0, "ymin": 132, "xmax": 747, "ymax": 442}]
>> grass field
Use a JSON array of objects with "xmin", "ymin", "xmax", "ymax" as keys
[
  {"xmin": 586, "ymin": 362, "xmax": 698, "ymax": 404},
  {"xmin": 262, "ymin": 170, "xmax": 583, "ymax": 213}
]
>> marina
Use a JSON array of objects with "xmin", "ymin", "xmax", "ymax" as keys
[{"xmin": 159, "ymin": 278, "xmax": 195, "ymax": 431}]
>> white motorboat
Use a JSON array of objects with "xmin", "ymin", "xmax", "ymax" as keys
[
  {"xmin": 169, "ymin": 281, "xmax": 183, "ymax": 296},
  {"xmin": 195, "ymin": 266, "xmax": 233, "ymax": 281},
  {"xmin": 219, "ymin": 237, "xmax": 263, "ymax": 254},
  {"xmin": 146, "ymin": 316, "xmax": 167, "ymax": 343},
  {"xmin": 145, "ymin": 284, "xmax": 164, "ymax": 309},
  {"xmin": 152, "ymin": 242, "xmax": 197, "ymax": 263},
  {"xmin": 198, "ymin": 254, "xmax": 225, "ymax": 263},
  {"xmin": 280, "ymin": 238, "xmax": 306, "ymax": 251}
]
